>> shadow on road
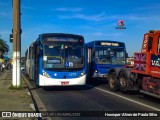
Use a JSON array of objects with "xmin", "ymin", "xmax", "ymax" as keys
[{"xmin": 42, "ymin": 78, "xmax": 108, "ymax": 91}]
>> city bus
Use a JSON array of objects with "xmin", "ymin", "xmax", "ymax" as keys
[
  {"xmin": 25, "ymin": 33, "xmax": 86, "ymax": 87},
  {"xmin": 85, "ymin": 40, "xmax": 127, "ymax": 80}
]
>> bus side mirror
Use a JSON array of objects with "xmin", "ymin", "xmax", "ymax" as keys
[{"xmin": 148, "ymin": 37, "xmax": 153, "ymax": 51}]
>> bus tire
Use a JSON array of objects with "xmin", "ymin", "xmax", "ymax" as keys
[
  {"xmin": 119, "ymin": 71, "xmax": 129, "ymax": 93},
  {"xmin": 108, "ymin": 72, "xmax": 119, "ymax": 92}
]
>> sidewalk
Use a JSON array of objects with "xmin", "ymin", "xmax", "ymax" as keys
[{"xmin": 0, "ymin": 69, "xmax": 35, "ymax": 119}]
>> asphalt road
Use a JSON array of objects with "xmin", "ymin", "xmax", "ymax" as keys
[{"xmin": 28, "ymin": 77, "xmax": 160, "ymax": 120}]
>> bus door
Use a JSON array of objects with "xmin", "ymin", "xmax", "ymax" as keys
[{"xmin": 87, "ymin": 47, "xmax": 93, "ymax": 78}]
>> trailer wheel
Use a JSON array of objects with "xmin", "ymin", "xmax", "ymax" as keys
[
  {"xmin": 108, "ymin": 72, "xmax": 119, "ymax": 91},
  {"xmin": 119, "ymin": 71, "xmax": 129, "ymax": 92}
]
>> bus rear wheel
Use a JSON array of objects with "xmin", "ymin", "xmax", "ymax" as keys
[
  {"xmin": 119, "ymin": 71, "xmax": 129, "ymax": 93},
  {"xmin": 108, "ymin": 72, "xmax": 119, "ymax": 92}
]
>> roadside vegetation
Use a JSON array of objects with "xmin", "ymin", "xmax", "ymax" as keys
[{"xmin": 0, "ymin": 38, "xmax": 9, "ymax": 58}]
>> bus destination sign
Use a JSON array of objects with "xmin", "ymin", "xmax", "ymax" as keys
[
  {"xmin": 100, "ymin": 42, "xmax": 119, "ymax": 46},
  {"xmin": 47, "ymin": 37, "xmax": 79, "ymax": 42}
]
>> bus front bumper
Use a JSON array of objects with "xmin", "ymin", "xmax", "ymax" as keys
[{"xmin": 39, "ymin": 74, "xmax": 86, "ymax": 86}]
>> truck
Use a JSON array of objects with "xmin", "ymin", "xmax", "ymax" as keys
[{"xmin": 107, "ymin": 30, "xmax": 160, "ymax": 99}]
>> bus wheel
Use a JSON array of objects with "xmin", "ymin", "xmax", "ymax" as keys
[
  {"xmin": 108, "ymin": 72, "xmax": 119, "ymax": 92},
  {"xmin": 119, "ymin": 71, "xmax": 128, "ymax": 93}
]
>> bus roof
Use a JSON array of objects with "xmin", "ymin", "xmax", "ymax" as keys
[
  {"xmin": 39, "ymin": 33, "xmax": 84, "ymax": 38},
  {"xmin": 85, "ymin": 40, "xmax": 125, "ymax": 48},
  {"xmin": 86, "ymin": 40, "xmax": 125, "ymax": 44}
]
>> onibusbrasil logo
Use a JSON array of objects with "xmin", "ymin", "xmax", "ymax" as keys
[{"xmin": 115, "ymin": 20, "xmax": 126, "ymax": 29}]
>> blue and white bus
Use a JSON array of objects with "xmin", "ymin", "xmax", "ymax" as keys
[
  {"xmin": 25, "ymin": 33, "xmax": 86, "ymax": 86},
  {"xmin": 85, "ymin": 40, "xmax": 126, "ymax": 80}
]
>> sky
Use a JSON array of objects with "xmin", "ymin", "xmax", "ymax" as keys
[{"xmin": 0, "ymin": 0, "xmax": 160, "ymax": 57}]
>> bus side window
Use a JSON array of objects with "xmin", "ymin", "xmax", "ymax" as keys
[{"xmin": 158, "ymin": 36, "xmax": 160, "ymax": 53}]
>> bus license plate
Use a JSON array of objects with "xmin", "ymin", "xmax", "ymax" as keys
[{"xmin": 61, "ymin": 81, "xmax": 69, "ymax": 85}]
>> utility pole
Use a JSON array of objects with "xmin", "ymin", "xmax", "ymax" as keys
[{"xmin": 12, "ymin": 0, "xmax": 21, "ymax": 87}]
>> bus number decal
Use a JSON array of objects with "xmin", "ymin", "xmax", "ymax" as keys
[{"xmin": 69, "ymin": 72, "xmax": 77, "ymax": 76}]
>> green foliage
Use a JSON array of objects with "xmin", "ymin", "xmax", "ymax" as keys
[
  {"xmin": 0, "ymin": 38, "xmax": 9, "ymax": 58},
  {"xmin": 9, "ymin": 78, "xmax": 27, "ymax": 90}
]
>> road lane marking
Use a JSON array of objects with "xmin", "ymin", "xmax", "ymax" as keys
[{"xmin": 86, "ymin": 84, "xmax": 160, "ymax": 111}]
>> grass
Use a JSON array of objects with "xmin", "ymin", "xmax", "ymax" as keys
[
  {"xmin": 9, "ymin": 84, "xmax": 23, "ymax": 90},
  {"xmin": 9, "ymin": 78, "xmax": 27, "ymax": 90}
]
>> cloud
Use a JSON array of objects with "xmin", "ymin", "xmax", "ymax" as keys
[
  {"xmin": 54, "ymin": 8, "xmax": 83, "ymax": 12},
  {"xmin": 59, "ymin": 11, "xmax": 160, "ymax": 22},
  {"xmin": 59, "ymin": 11, "xmax": 106, "ymax": 21}
]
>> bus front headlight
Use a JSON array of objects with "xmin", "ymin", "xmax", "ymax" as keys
[
  {"xmin": 42, "ymin": 71, "xmax": 51, "ymax": 78},
  {"xmin": 79, "ymin": 71, "xmax": 85, "ymax": 77}
]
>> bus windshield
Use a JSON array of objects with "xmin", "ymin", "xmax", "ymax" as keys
[
  {"xmin": 43, "ymin": 42, "xmax": 84, "ymax": 69},
  {"xmin": 95, "ymin": 47, "xmax": 126, "ymax": 65}
]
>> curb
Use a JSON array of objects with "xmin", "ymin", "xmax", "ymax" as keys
[{"xmin": 22, "ymin": 73, "xmax": 52, "ymax": 120}]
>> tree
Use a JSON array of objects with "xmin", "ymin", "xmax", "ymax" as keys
[{"xmin": 0, "ymin": 39, "xmax": 9, "ymax": 58}]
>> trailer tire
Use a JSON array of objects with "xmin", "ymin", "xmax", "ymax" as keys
[
  {"xmin": 108, "ymin": 72, "xmax": 119, "ymax": 92},
  {"xmin": 119, "ymin": 71, "xmax": 129, "ymax": 93}
]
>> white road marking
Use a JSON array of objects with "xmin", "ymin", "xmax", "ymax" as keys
[{"xmin": 86, "ymin": 84, "xmax": 160, "ymax": 111}]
